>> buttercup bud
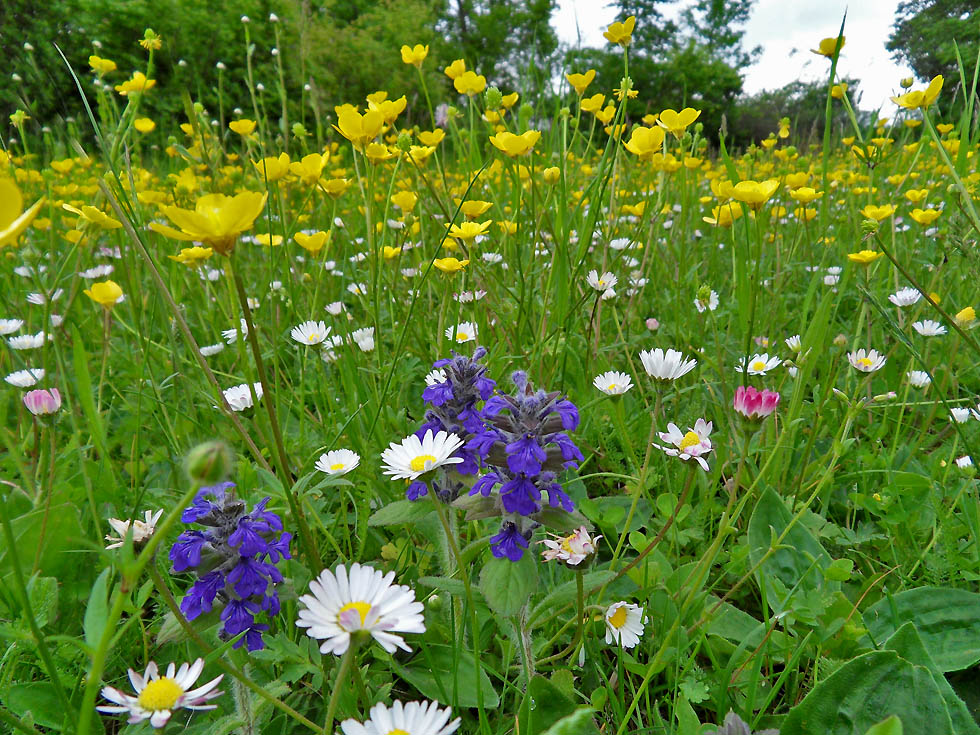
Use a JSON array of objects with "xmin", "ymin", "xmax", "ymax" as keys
[
  {"xmin": 485, "ymin": 86, "xmax": 502, "ymax": 111},
  {"xmin": 185, "ymin": 440, "xmax": 234, "ymax": 484}
]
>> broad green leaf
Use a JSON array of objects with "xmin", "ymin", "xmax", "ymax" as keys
[
  {"xmin": 865, "ymin": 587, "xmax": 980, "ymax": 672},
  {"xmin": 84, "ymin": 567, "xmax": 112, "ymax": 650},
  {"xmin": 5, "ymin": 682, "xmax": 65, "ymax": 730},
  {"xmin": 864, "ymin": 716, "xmax": 902, "ymax": 735},
  {"xmin": 480, "ymin": 554, "xmax": 538, "ymax": 617},
  {"xmin": 368, "ymin": 499, "xmax": 435, "ymax": 526},
  {"xmin": 518, "ymin": 674, "xmax": 582, "ymax": 735},
  {"xmin": 528, "ymin": 570, "xmax": 615, "ymax": 630},
  {"xmin": 391, "ymin": 644, "xmax": 499, "ymax": 709},
  {"xmin": 539, "ymin": 708, "xmax": 598, "ymax": 735}
]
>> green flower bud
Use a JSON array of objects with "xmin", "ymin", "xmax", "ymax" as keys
[
  {"xmin": 860, "ymin": 218, "xmax": 879, "ymax": 235},
  {"xmin": 185, "ymin": 440, "xmax": 234, "ymax": 484},
  {"xmin": 485, "ymin": 86, "xmax": 502, "ymax": 111},
  {"xmin": 395, "ymin": 131, "xmax": 412, "ymax": 153},
  {"xmin": 291, "ymin": 122, "xmax": 309, "ymax": 139}
]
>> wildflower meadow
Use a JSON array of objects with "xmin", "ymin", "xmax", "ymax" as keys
[{"xmin": 2, "ymin": 6, "xmax": 980, "ymax": 735}]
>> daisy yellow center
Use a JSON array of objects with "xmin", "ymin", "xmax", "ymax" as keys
[
  {"xmin": 608, "ymin": 606, "xmax": 628, "ymax": 629},
  {"xmin": 388, "ymin": 730, "xmax": 410, "ymax": 735},
  {"xmin": 410, "ymin": 454, "xmax": 437, "ymax": 472},
  {"xmin": 751, "ymin": 360, "xmax": 766, "ymax": 372},
  {"xmin": 338, "ymin": 601, "xmax": 372, "ymax": 625},
  {"xmin": 307, "ymin": 333, "xmax": 321, "ymax": 343},
  {"xmin": 137, "ymin": 677, "xmax": 184, "ymax": 711},
  {"xmin": 857, "ymin": 357, "xmax": 873, "ymax": 368},
  {"xmin": 678, "ymin": 431, "xmax": 701, "ymax": 451},
  {"xmin": 330, "ymin": 462, "xmax": 345, "ymax": 470},
  {"xmin": 598, "ymin": 279, "xmax": 606, "ymax": 287},
  {"xmin": 455, "ymin": 331, "xmax": 469, "ymax": 342}
]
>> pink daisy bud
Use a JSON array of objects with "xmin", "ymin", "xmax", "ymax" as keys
[
  {"xmin": 733, "ymin": 385, "xmax": 779, "ymax": 420},
  {"xmin": 23, "ymin": 388, "xmax": 61, "ymax": 416}
]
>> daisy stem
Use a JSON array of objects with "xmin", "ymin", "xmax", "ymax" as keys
[{"xmin": 323, "ymin": 641, "xmax": 358, "ymax": 734}]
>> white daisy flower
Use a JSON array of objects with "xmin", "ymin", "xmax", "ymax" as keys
[
  {"xmin": 222, "ymin": 318, "xmax": 249, "ymax": 344},
  {"xmin": 296, "ymin": 562, "xmax": 426, "ymax": 656},
  {"xmin": 638, "ymin": 348, "xmax": 697, "ymax": 381},
  {"xmin": 454, "ymin": 289, "xmax": 486, "ymax": 303},
  {"xmin": 352, "ymin": 327, "xmax": 375, "ymax": 352},
  {"xmin": 912, "ymin": 320, "xmax": 947, "ymax": 337},
  {"xmin": 482, "ymin": 252, "xmax": 503, "ymax": 264},
  {"xmin": 315, "ymin": 449, "xmax": 360, "ymax": 476},
  {"xmin": 0, "ymin": 318, "xmax": 24, "ymax": 335},
  {"xmin": 694, "ymin": 290, "xmax": 719, "ymax": 313},
  {"xmin": 291, "ymin": 320, "xmax": 331, "ymax": 346},
  {"xmin": 200, "ymin": 343, "xmax": 225, "ymax": 357},
  {"xmin": 8, "ymin": 331, "xmax": 49, "ymax": 350},
  {"xmin": 5, "ymin": 368, "xmax": 44, "ymax": 387},
  {"xmin": 824, "ymin": 274, "xmax": 840, "ymax": 287},
  {"xmin": 735, "ymin": 353, "xmax": 781, "ymax": 375},
  {"xmin": 381, "ymin": 429, "xmax": 464, "ymax": 481},
  {"xmin": 586, "ymin": 270, "xmax": 617, "ymax": 292},
  {"xmin": 222, "ymin": 382, "xmax": 263, "ymax": 412},
  {"xmin": 906, "ymin": 370, "xmax": 931, "ymax": 388},
  {"xmin": 26, "ymin": 289, "xmax": 64, "ymax": 305},
  {"xmin": 50, "ymin": 314, "xmax": 64, "ymax": 327},
  {"xmin": 97, "ymin": 658, "xmax": 223, "ymax": 729},
  {"xmin": 604, "ymin": 602, "xmax": 645, "ymax": 649},
  {"xmin": 445, "ymin": 322, "xmax": 477, "ymax": 344},
  {"xmin": 79, "ymin": 264, "xmax": 114, "ymax": 279},
  {"xmin": 325, "ymin": 301, "xmax": 346, "ymax": 315},
  {"xmin": 889, "ymin": 287, "xmax": 921, "ymax": 307},
  {"xmin": 785, "ymin": 334, "xmax": 802, "ymax": 352},
  {"xmin": 653, "ymin": 418, "xmax": 714, "ymax": 471},
  {"xmin": 340, "ymin": 700, "xmax": 460, "ymax": 735},
  {"xmin": 847, "ymin": 348, "xmax": 886, "ymax": 373},
  {"xmin": 540, "ymin": 526, "xmax": 601, "ymax": 566},
  {"xmin": 105, "ymin": 509, "xmax": 164, "ymax": 549},
  {"xmin": 593, "ymin": 371, "xmax": 633, "ymax": 395},
  {"xmin": 950, "ymin": 407, "xmax": 972, "ymax": 423},
  {"xmin": 347, "ymin": 282, "xmax": 368, "ymax": 296},
  {"xmin": 599, "ymin": 287, "xmax": 616, "ymax": 300},
  {"xmin": 424, "ymin": 369, "xmax": 447, "ymax": 386}
]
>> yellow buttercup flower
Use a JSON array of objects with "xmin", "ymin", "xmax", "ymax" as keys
[
  {"xmin": 167, "ymin": 246, "xmax": 214, "ymax": 266},
  {"xmin": 391, "ymin": 191, "xmax": 419, "ymax": 212},
  {"xmin": 789, "ymin": 187, "xmax": 823, "ymax": 205},
  {"xmin": 594, "ymin": 105, "xmax": 616, "ymax": 125},
  {"xmin": 847, "ymin": 250, "xmax": 884, "ymax": 265},
  {"xmin": 149, "ymin": 191, "xmax": 268, "ymax": 256},
  {"xmin": 89, "ymin": 55, "xmax": 117, "ymax": 75},
  {"xmin": 319, "ymin": 178, "xmax": 351, "ymax": 199},
  {"xmin": 133, "ymin": 117, "xmax": 156, "ymax": 133},
  {"xmin": 624, "ymin": 126, "xmax": 666, "ymax": 161},
  {"xmin": 382, "ymin": 245, "xmax": 402, "ymax": 260},
  {"xmin": 369, "ymin": 95, "xmax": 407, "ymax": 125},
  {"xmin": 860, "ymin": 204, "xmax": 895, "ymax": 221},
  {"xmin": 255, "ymin": 233, "xmax": 282, "ymax": 247},
  {"xmin": 444, "ymin": 59, "xmax": 466, "ymax": 80},
  {"xmin": 114, "ymin": 71, "xmax": 155, "ymax": 96},
  {"xmin": 289, "ymin": 153, "xmax": 329, "ymax": 187},
  {"xmin": 831, "ymin": 83, "xmax": 848, "ymax": 99},
  {"xmin": 732, "ymin": 179, "xmax": 779, "ymax": 208},
  {"xmin": 891, "ymin": 75, "xmax": 943, "ymax": 110},
  {"xmin": 603, "ymin": 15, "xmax": 636, "ymax": 46},
  {"xmin": 334, "ymin": 109, "xmax": 384, "ymax": 149},
  {"xmin": 542, "ymin": 167, "xmax": 560, "ymax": 185},
  {"xmin": 454, "ymin": 70, "xmax": 487, "ymax": 96},
  {"xmin": 253, "ymin": 153, "xmax": 291, "ymax": 182},
  {"xmin": 364, "ymin": 142, "xmax": 395, "ymax": 165},
  {"xmin": 657, "ymin": 108, "xmax": 701, "ymax": 139},
  {"xmin": 229, "ymin": 119, "xmax": 257, "ymax": 136},
  {"xmin": 294, "ymin": 231, "xmax": 330, "ymax": 256},
  {"xmin": 62, "ymin": 203, "xmax": 122, "ymax": 230},
  {"xmin": 0, "ymin": 179, "xmax": 45, "ymax": 248},
  {"xmin": 434, "ymin": 257, "xmax": 469, "ymax": 273},
  {"xmin": 703, "ymin": 201, "xmax": 743, "ymax": 227},
  {"xmin": 458, "ymin": 200, "xmax": 492, "ymax": 219},
  {"xmin": 489, "ymin": 130, "xmax": 541, "ymax": 157},
  {"xmin": 904, "ymin": 188, "xmax": 929, "ymax": 204},
  {"xmin": 400, "ymin": 44, "xmax": 429, "ymax": 67},
  {"xmin": 955, "ymin": 306, "xmax": 976, "ymax": 327},
  {"xmin": 417, "ymin": 130, "xmax": 445, "ymax": 146},
  {"xmin": 909, "ymin": 208, "xmax": 940, "ymax": 226},
  {"xmin": 566, "ymin": 70, "xmax": 595, "ymax": 95},
  {"xmin": 580, "ymin": 93, "xmax": 605, "ymax": 114},
  {"xmin": 811, "ymin": 36, "xmax": 845, "ymax": 57},
  {"xmin": 84, "ymin": 280, "xmax": 124, "ymax": 308},
  {"xmin": 447, "ymin": 220, "xmax": 491, "ymax": 241}
]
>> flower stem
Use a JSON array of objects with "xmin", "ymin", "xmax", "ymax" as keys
[{"xmin": 323, "ymin": 641, "xmax": 358, "ymax": 735}]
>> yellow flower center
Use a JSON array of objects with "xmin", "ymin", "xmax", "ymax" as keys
[
  {"xmin": 338, "ymin": 601, "xmax": 372, "ymax": 626},
  {"xmin": 137, "ymin": 677, "xmax": 184, "ymax": 711},
  {"xmin": 455, "ymin": 331, "xmax": 469, "ymax": 342},
  {"xmin": 330, "ymin": 462, "xmax": 345, "ymax": 471},
  {"xmin": 678, "ymin": 431, "xmax": 701, "ymax": 451},
  {"xmin": 388, "ymin": 730, "xmax": 410, "ymax": 735},
  {"xmin": 307, "ymin": 333, "xmax": 321, "ymax": 343},
  {"xmin": 609, "ymin": 606, "xmax": 628, "ymax": 629},
  {"xmin": 751, "ymin": 360, "xmax": 766, "ymax": 372},
  {"xmin": 607, "ymin": 383, "xmax": 617, "ymax": 390},
  {"xmin": 857, "ymin": 357, "xmax": 873, "ymax": 368},
  {"xmin": 410, "ymin": 454, "xmax": 437, "ymax": 472}
]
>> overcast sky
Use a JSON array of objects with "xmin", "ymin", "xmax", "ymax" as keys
[{"xmin": 553, "ymin": 0, "xmax": 914, "ymax": 114}]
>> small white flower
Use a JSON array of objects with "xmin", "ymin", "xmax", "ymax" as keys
[
  {"xmin": 638, "ymin": 348, "xmax": 697, "ymax": 381},
  {"xmin": 340, "ymin": 700, "xmax": 460, "ymax": 735},
  {"xmin": 593, "ymin": 371, "xmax": 633, "ymax": 395},
  {"xmin": 785, "ymin": 334, "xmax": 802, "ymax": 352},
  {"xmin": 200, "ymin": 343, "xmax": 225, "ymax": 357},
  {"xmin": 8, "ymin": 331, "xmax": 49, "ymax": 350},
  {"xmin": 297, "ymin": 563, "xmax": 426, "ymax": 655},
  {"xmin": 950, "ymin": 407, "xmax": 972, "ymax": 423},
  {"xmin": 906, "ymin": 370, "xmax": 931, "ymax": 388},
  {"xmin": 445, "ymin": 322, "xmax": 477, "ymax": 344},
  {"xmin": 27, "ymin": 289, "xmax": 64, "ymax": 305},
  {"xmin": 222, "ymin": 383, "xmax": 263, "ymax": 412},
  {"xmin": 5, "ymin": 368, "xmax": 45, "ymax": 387},
  {"xmin": 325, "ymin": 301, "xmax": 346, "ymax": 315},
  {"xmin": 482, "ymin": 252, "xmax": 503, "ymax": 264},
  {"xmin": 79, "ymin": 264, "xmax": 115, "ymax": 279},
  {"xmin": 97, "ymin": 658, "xmax": 223, "ymax": 729},
  {"xmin": 291, "ymin": 320, "xmax": 331, "ymax": 346},
  {"xmin": 105, "ymin": 510, "xmax": 164, "ymax": 549},
  {"xmin": 912, "ymin": 320, "xmax": 947, "ymax": 337},
  {"xmin": 848, "ymin": 348, "xmax": 886, "ymax": 373},
  {"xmin": 351, "ymin": 327, "xmax": 375, "ymax": 352},
  {"xmin": 0, "ymin": 318, "xmax": 24, "ymax": 335},
  {"xmin": 604, "ymin": 602, "xmax": 645, "ymax": 649},
  {"xmin": 735, "ymin": 353, "xmax": 781, "ymax": 376},
  {"xmin": 586, "ymin": 270, "xmax": 617, "ymax": 292},
  {"xmin": 454, "ymin": 289, "xmax": 487, "ymax": 303},
  {"xmin": 694, "ymin": 290, "xmax": 719, "ymax": 313},
  {"xmin": 347, "ymin": 282, "xmax": 368, "ymax": 296},
  {"xmin": 381, "ymin": 429, "xmax": 464, "ymax": 481},
  {"xmin": 889, "ymin": 287, "xmax": 921, "ymax": 307},
  {"xmin": 653, "ymin": 418, "xmax": 714, "ymax": 471},
  {"xmin": 222, "ymin": 318, "xmax": 249, "ymax": 344},
  {"xmin": 315, "ymin": 449, "xmax": 361, "ymax": 476},
  {"xmin": 540, "ymin": 526, "xmax": 601, "ymax": 566},
  {"xmin": 824, "ymin": 274, "xmax": 840, "ymax": 287}
]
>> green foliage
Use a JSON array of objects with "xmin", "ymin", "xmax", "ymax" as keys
[{"xmin": 887, "ymin": 0, "xmax": 980, "ymax": 83}]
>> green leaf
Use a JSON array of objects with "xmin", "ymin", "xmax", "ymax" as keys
[
  {"xmin": 391, "ymin": 644, "xmax": 499, "ymax": 709},
  {"xmin": 480, "ymin": 554, "xmax": 538, "ymax": 618},
  {"xmin": 539, "ymin": 708, "xmax": 598, "ymax": 735},
  {"xmin": 368, "ymin": 499, "xmax": 435, "ymax": 526},
  {"xmin": 781, "ymin": 650, "xmax": 954, "ymax": 735},
  {"xmin": 4, "ymin": 682, "xmax": 64, "ymax": 730},
  {"xmin": 27, "ymin": 575, "xmax": 59, "ymax": 629},
  {"xmin": 84, "ymin": 567, "xmax": 112, "ymax": 650},
  {"xmin": 519, "ymin": 675, "xmax": 596, "ymax": 735},
  {"xmin": 864, "ymin": 587, "xmax": 980, "ymax": 672},
  {"xmin": 823, "ymin": 558, "xmax": 854, "ymax": 581},
  {"xmin": 528, "ymin": 570, "xmax": 615, "ymax": 629},
  {"xmin": 674, "ymin": 695, "xmax": 701, "ymax": 735},
  {"xmin": 70, "ymin": 325, "xmax": 111, "ymax": 461},
  {"xmin": 747, "ymin": 488, "xmax": 835, "ymax": 613},
  {"xmin": 864, "ymin": 716, "xmax": 902, "ymax": 735}
]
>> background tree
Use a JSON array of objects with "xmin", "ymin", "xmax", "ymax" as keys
[{"xmin": 887, "ymin": 1, "xmax": 980, "ymax": 84}]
